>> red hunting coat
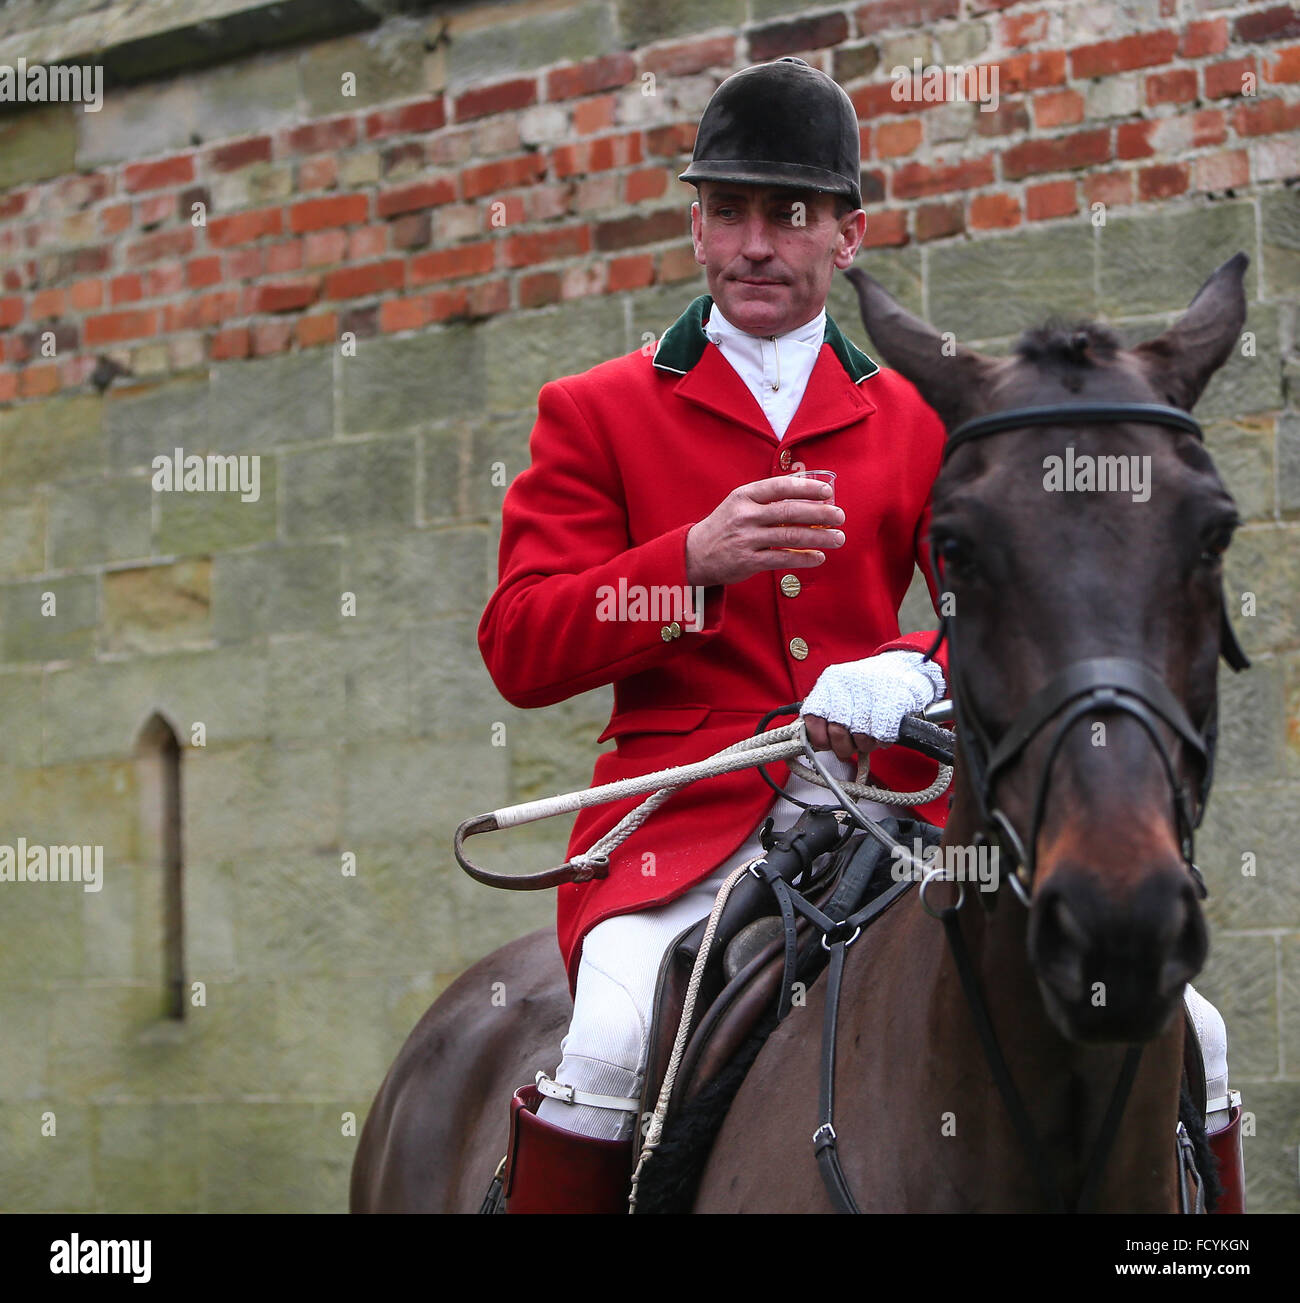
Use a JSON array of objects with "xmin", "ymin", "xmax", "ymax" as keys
[{"xmin": 478, "ymin": 294, "xmax": 952, "ymax": 994}]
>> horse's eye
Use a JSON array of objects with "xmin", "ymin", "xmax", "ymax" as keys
[
  {"xmin": 937, "ymin": 533, "xmax": 975, "ymax": 573},
  {"xmin": 1200, "ymin": 520, "xmax": 1238, "ymax": 563}
]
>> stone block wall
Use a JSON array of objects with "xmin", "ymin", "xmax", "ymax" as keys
[{"xmin": 0, "ymin": 0, "xmax": 1295, "ymax": 1211}]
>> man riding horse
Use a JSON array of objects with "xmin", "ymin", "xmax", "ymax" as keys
[{"xmin": 476, "ymin": 57, "xmax": 1240, "ymax": 1213}]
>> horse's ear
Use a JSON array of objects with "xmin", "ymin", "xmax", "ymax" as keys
[
  {"xmin": 1132, "ymin": 251, "xmax": 1249, "ymax": 413},
  {"xmin": 843, "ymin": 266, "xmax": 994, "ymax": 433}
]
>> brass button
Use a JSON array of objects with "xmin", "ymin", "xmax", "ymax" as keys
[
  {"xmin": 789, "ymin": 636, "xmax": 809, "ymax": 660},
  {"xmin": 660, "ymin": 625, "xmax": 673, "ymax": 642},
  {"xmin": 669, "ymin": 621, "xmax": 682, "ymax": 638},
  {"xmin": 778, "ymin": 448, "xmax": 793, "ymax": 470},
  {"xmin": 779, "ymin": 573, "xmax": 801, "ymax": 598}
]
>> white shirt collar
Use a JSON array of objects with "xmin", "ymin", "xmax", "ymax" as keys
[{"xmin": 704, "ymin": 303, "xmax": 826, "ymax": 352}]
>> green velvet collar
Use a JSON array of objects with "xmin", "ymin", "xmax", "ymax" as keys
[{"xmin": 651, "ymin": 293, "xmax": 879, "ymax": 384}]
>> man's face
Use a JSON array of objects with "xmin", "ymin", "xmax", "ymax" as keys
[{"xmin": 690, "ymin": 182, "xmax": 866, "ymax": 337}]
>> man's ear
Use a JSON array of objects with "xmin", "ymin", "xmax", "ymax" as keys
[{"xmin": 834, "ymin": 209, "xmax": 866, "ymax": 269}]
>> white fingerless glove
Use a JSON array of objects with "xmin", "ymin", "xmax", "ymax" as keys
[{"xmin": 800, "ymin": 650, "xmax": 946, "ymax": 745}]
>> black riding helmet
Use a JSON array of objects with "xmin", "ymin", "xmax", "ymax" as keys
[{"xmin": 679, "ymin": 57, "xmax": 862, "ymax": 207}]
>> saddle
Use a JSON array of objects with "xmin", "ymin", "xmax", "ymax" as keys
[{"xmin": 636, "ymin": 811, "xmax": 939, "ymax": 1142}]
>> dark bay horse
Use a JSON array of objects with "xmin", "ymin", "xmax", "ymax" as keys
[{"xmin": 351, "ymin": 252, "xmax": 1249, "ymax": 1212}]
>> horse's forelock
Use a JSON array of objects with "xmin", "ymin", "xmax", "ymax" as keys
[{"xmin": 1013, "ymin": 317, "xmax": 1125, "ymax": 369}]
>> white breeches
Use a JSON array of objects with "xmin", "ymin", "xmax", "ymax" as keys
[
  {"xmin": 536, "ymin": 753, "xmax": 889, "ymax": 1139},
  {"xmin": 536, "ymin": 760, "xmax": 1233, "ymax": 1141}
]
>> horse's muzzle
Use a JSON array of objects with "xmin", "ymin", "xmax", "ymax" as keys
[{"xmin": 1026, "ymin": 866, "xmax": 1208, "ymax": 1044}]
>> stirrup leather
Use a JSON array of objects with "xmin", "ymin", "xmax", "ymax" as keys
[{"xmin": 534, "ymin": 1070, "xmax": 640, "ymax": 1112}]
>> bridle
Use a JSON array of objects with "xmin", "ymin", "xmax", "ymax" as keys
[
  {"xmin": 800, "ymin": 400, "xmax": 1249, "ymax": 1215},
  {"xmin": 924, "ymin": 401, "xmax": 1250, "ymax": 910}
]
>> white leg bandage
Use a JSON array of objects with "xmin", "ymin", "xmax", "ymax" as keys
[{"xmin": 1184, "ymin": 982, "xmax": 1231, "ymax": 1131}]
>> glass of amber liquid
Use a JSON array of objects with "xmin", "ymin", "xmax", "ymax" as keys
[{"xmin": 783, "ymin": 469, "xmax": 836, "ymax": 553}]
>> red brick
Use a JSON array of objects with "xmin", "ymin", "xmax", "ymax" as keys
[
  {"xmin": 454, "ymin": 77, "xmax": 537, "ymax": 122},
  {"xmin": 84, "ymin": 308, "xmax": 158, "ymax": 345},
  {"xmin": 1083, "ymin": 170, "xmax": 1134, "ymax": 208},
  {"xmin": 1267, "ymin": 43, "xmax": 1300, "ymax": 82},
  {"xmin": 1181, "ymin": 18, "xmax": 1228, "ymax": 59},
  {"xmin": 428, "ymin": 288, "xmax": 470, "ymax": 322},
  {"xmin": 574, "ymin": 96, "xmax": 616, "ymax": 135},
  {"xmin": 146, "ymin": 264, "xmax": 184, "ymax": 298},
  {"xmin": 0, "ymin": 371, "xmax": 16, "ymax": 403},
  {"xmin": 859, "ymin": 209, "xmax": 907, "ymax": 247},
  {"xmin": 390, "ymin": 212, "xmax": 431, "ymax": 249},
  {"xmin": 100, "ymin": 202, "xmax": 132, "ymax": 236},
  {"xmin": 186, "ymin": 256, "xmax": 222, "ymax": 288},
  {"xmin": 891, "ymin": 153, "xmax": 997, "ymax": 199},
  {"xmin": 212, "ymin": 326, "xmax": 251, "ymax": 360},
  {"xmin": 408, "ymin": 241, "xmax": 496, "ymax": 284},
  {"xmin": 461, "ymin": 154, "xmax": 546, "ymax": 200},
  {"xmin": 625, "ymin": 167, "xmax": 671, "ymax": 203},
  {"xmin": 296, "ymin": 312, "xmax": 338, "ymax": 348},
  {"xmin": 298, "ymin": 156, "xmax": 338, "ymax": 191},
  {"xmin": 126, "ymin": 228, "xmax": 195, "ymax": 265},
  {"xmin": 1205, "ymin": 56, "xmax": 1258, "ymax": 99},
  {"xmin": 1024, "ymin": 179, "xmax": 1078, "ymax": 220},
  {"xmin": 503, "ymin": 225, "xmax": 592, "ymax": 267},
  {"xmin": 206, "ymin": 136, "xmax": 273, "ymax": 172},
  {"xmin": 749, "ymin": 12, "xmax": 848, "ymax": 61},
  {"xmin": 1033, "ymin": 88, "xmax": 1085, "ymax": 128},
  {"xmin": 254, "ymin": 279, "xmax": 321, "ymax": 313},
  {"xmin": 467, "ymin": 278, "xmax": 510, "ymax": 317},
  {"xmin": 137, "ymin": 193, "xmax": 176, "ymax": 227},
  {"xmin": 304, "ymin": 229, "xmax": 348, "ymax": 266},
  {"xmin": 225, "ymin": 247, "xmax": 264, "ymax": 280},
  {"xmin": 876, "ymin": 119, "xmax": 923, "ymax": 158},
  {"xmin": 969, "ymin": 192, "xmax": 1022, "ymax": 229},
  {"xmin": 382, "ymin": 141, "xmax": 425, "ymax": 177},
  {"xmin": 1001, "ymin": 9, "xmax": 1049, "ymax": 47},
  {"xmin": 855, "ymin": 0, "xmax": 957, "ymax": 37},
  {"xmin": 29, "ymin": 287, "xmax": 63, "ymax": 318},
  {"xmin": 1070, "ymin": 31, "xmax": 1179, "ymax": 79},
  {"xmin": 551, "ymin": 132, "xmax": 644, "ymax": 179},
  {"xmin": 657, "ymin": 243, "xmax": 700, "ymax": 282},
  {"xmin": 378, "ymin": 295, "xmax": 431, "ymax": 332},
  {"xmin": 915, "ymin": 201, "xmax": 965, "ymax": 240},
  {"xmin": 377, "ymin": 177, "xmax": 457, "ymax": 218},
  {"xmin": 1138, "ymin": 163, "xmax": 1189, "ymax": 200},
  {"xmin": 645, "ymin": 123, "xmax": 696, "ymax": 157},
  {"xmin": 123, "ymin": 154, "xmax": 194, "ymax": 193},
  {"xmin": 0, "ymin": 191, "xmax": 25, "ymax": 220},
  {"xmin": 593, "ymin": 208, "xmax": 683, "ymax": 252},
  {"xmin": 364, "ymin": 96, "xmax": 447, "ymax": 139},
  {"xmin": 209, "ymin": 207, "xmax": 284, "ymax": 247},
  {"xmin": 1234, "ymin": 5, "xmax": 1300, "ymax": 44},
  {"xmin": 1001, "ymin": 130, "xmax": 1110, "ymax": 180},
  {"xmin": 519, "ymin": 271, "xmax": 563, "ymax": 308},
  {"xmin": 198, "ymin": 290, "xmax": 241, "ymax": 327},
  {"xmin": 324, "ymin": 259, "xmax": 405, "ymax": 299},
  {"xmin": 285, "ymin": 117, "xmax": 358, "ymax": 153},
  {"xmin": 483, "ymin": 195, "xmax": 526, "ymax": 228},
  {"xmin": 288, "ymin": 194, "xmax": 369, "ymax": 233},
  {"xmin": 69, "ymin": 278, "xmax": 103, "ymax": 310},
  {"xmin": 1116, "ymin": 120, "xmax": 1156, "ymax": 159},
  {"xmin": 251, "ymin": 319, "xmax": 294, "ymax": 356},
  {"xmin": 1146, "ymin": 68, "xmax": 1198, "ymax": 106},
  {"xmin": 993, "ymin": 49, "xmax": 1068, "ymax": 95},
  {"xmin": 974, "ymin": 101, "xmax": 1030, "ymax": 138},
  {"xmin": 607, "ymin": 253, "xmax": 654, "ymax": 291},
  {"xmin": 20, "ymin": 365, "xmax": 59, "ymax": 398},
  {"xmin": 643, "ymin": 36, "xmax": 735, "ymax": 77},
  {"xmin": 266, "ymin": 240, "xmax": 304, "ymax": 273},
  {"xmin": 109, "ymin": 275, "xmax": 142, "ymax": 305},
  {"xmin": 1232, "ymin": 96, "xmax": 1300, "ymax": 136},
  {"xmin": 546, "ymin": 53, "xmax": 636, "ymax": 102}
]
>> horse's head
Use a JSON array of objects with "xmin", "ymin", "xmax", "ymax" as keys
[{"xmin": 847, "ymin": 253, "xmax": 1250, "ymax": 1045}]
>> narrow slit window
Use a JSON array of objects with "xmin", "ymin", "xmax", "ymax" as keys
[{"xmin": 135, "ymin": 713, "xmax": 184, "ymax": 1020}]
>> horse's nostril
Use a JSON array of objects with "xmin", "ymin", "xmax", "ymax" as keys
[
  {"xmin": 1034, "ymin": 894, "xmax": 1088, "ymax": 1002},
  {"xmin": 1158, "ymin": 893, "xmax": 1208, "ymax": 997}
]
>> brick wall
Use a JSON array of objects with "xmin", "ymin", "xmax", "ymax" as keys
[{"xmin": 0, "ymin": 0, "xmax": 1296, "ymax": 1212}]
